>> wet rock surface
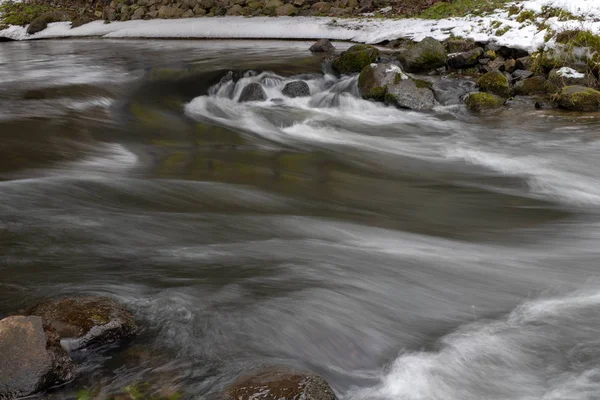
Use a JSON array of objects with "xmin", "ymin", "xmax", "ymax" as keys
[
  {"xmin": 358, "ymin": 62, "xmax": 406, "ymax": 100},
  {"xmin": 27, "ymin": 296, "xmax": 137, "ymax": 351},
  {"xmin": 239, "ymin": 82, "xmax": 267, "ymax": 102},
  {"xmin": 0, "ymin": 316, "xmax": 73, "ymax": 400},
  {"xmin": 385, "ymin": 79, "xmax": 436, "ymax": 110},
  {"xmin": 225, "ymin": 367, "xmax": 337, "ymax": 400},
  {"xmin": 309, "ymin": 39, "xmax": 335, "ymax": 53},
  {"xmin": 332, "ymin": 44, "xmax": 380, "ymax": 74},
  {"xmin": 282, "ymin": 80, "xmax": 310, "ymax": 97}
]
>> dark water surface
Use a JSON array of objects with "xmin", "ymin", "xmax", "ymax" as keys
[{"xmin": 2, "ymin": 39, "xmax": 600, "ymax": 399}]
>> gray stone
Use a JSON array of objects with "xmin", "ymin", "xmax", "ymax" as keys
[
  {"xmin": 282, "ymin": 81, "xmax": 310, "ymax": 98},
  {"xmin": 513, "ymin": 76, "xmax": 547, "ymax": 96},
  {"xmin": 226, "ymin": 367, "xmax": 337, "ymax": 400},
  {"xmin": 309, "ymin": 39, "xmax": 335, "ymax": 53},
  {"xmin": 239, "ymin": 83, "xmax": 267, "ymax": 102},
  {"xmin": 158, "ymin": 5, "xmax": 183, "ymax": 18},
  {"xmin": 385, "ymin": 79, "xmax": 436, "ymax": 110},
  {"xmin": 511, "ymin": 69, "xmax": 534, "ymax": 81},
  {"xmin": 447, "ymin": 47, "xmax": 484, "ymax": 69},
  {"xmin": 0, "ymin": 316, "xmax": 73, "ymax": 400},
  {"xmin": 358, "ymin": 62, "xmax": 406, "ymax": 100},
  {"xmin": 432, "ymin": 77, "xmax": 477, "ymax": 106},
  {"xmin": 131, "ymin": 6, "xmax": 146, "ymax": 19}
]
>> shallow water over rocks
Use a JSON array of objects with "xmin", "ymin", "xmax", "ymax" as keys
[{"xmin": 2, "ymin": 39, "xmax": 600, "ymax": 399}]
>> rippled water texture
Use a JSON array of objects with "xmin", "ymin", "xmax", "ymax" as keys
[{"xmin": 2, "ymin": 39, "xmax": 600, "ymax": 399}]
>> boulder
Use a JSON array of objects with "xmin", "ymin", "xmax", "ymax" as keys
[
  {"xmin": 225, "ymin": 4, "xmax": 243, "ymax": 15},
  {"xmin": 131, "ymin": 6, "xmax": 146, "ymax": 19},
  {"xmin": 446, "ymin": 39, "xmax": 476, "ymax": 53},
  {"xmin": 447, "ymin": 47, "xmax": 484, "ymax": 69},
  {"xmin": 27, "ymin": 11, "xmax": 72, "ymax": 35},
  {"xmin": 199, "ymin": 0, "xmax": 214, "ymax": 8},
  {"xmin": 276, "ymin": 4, "xmax": 297, "ymax": 16},
  {"xmin": 546, "ymin": 67, "xmax": 588, "ymax": 93},
  {"xmin": 511, "ymin": 69, "xmax": 534, "ymax": 81},
  {"xmin": 465, "ymin": 92, "xmax": 505, "ymax": 112},
  {"xmin": 0, "ymin": 316, "xmax": 73, "ymax": 399},
  {"xmin": 309, "ymin": 39, "xmax": 335, "ymax": 53},
  {"xmin": 513, "ymin": 76, "xmax": 547, "ymax": 95},
  {"xmin": 516, "ymin": 56, "xmax": 532, "ymax": 70},
  {"xmin": 358, "ymin": 62, "xmax": 407, "ymax": 100},
  {"xmin": 504, "ymin": 58, "xmax": 517, "ymax": 73},
  {"xmin": 181, "ymin": 9, "xmax": 195, "ymax": 17},
  {"xmin": 282, "ymin": 81, "xmax": 310, "ymax": 98},
  {"xmin": 332, "ymin": 44, "xmax": 379, "ymax": 74},
  {"xmin": 239, "ymin": 83, "xmax": 267, "ymax": 102},
  {"xmin": 226, "ymin": 367, "xmax": 337, "ymax": 400},
  {"xmin": 396, "ymin": 37, "xmax": 447, "ymax": 73},
  {"xmin": 498, "ymin": 46, "xmax": 529, "ymax": 60},
  {"xmin": 27, "ymin": 296, "xmax": 137, "ymax": 351},
  {"xmin": 557, "ymin": 85, "xmax": 600, "ymax": 111},
  {"xmin": 71, "ymin": 16, "xmax": 93, "ymax": 28},
  {"xmin": 477, "ymin": 71, "xmax": 511, "ymax": 97},
  {"xmin": 158, "ymin": 5, "xmax": 183, "ymax": 18},
  {"xmin": 432, "ymin": 78, "xmax": 477, "ymax": 106},
  {"xmin": 264, "ymin": 0, "xmax": 284, "ymax": 15},
  {"xmin": 385, "ymin": 79, "xmax": 436, "ymax": 110}
]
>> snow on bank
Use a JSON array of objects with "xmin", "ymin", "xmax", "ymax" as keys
[{"xmin": 1, "ymin": 0, "xmax": 600, "ymax": 52}]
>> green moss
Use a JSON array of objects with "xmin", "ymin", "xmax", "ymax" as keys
[
  {"xmin": 77, "ymin": 390, "xmax": 93, "ymax": 400},
  {"xmin": 485, "ymin": 49, "xmax": 497, "ymax": 60},
  {"xmin": 0, "ymin": 0, "xmax": 53, "ymax": 26},
  {"xmin": 507, "ymin": 4, "xmax": 521, "ymax": 17},
  {"xmin": 477, "ymin": 71, "xmax": 511, "ymax": 97},
  {"xmin": 495, "ymin": 25, "xmax": 510, "ymax": 36},
  {"xmin": 556, "ymin": 29, "xmax": 600, "ymax": 52},
  {"xmin": 412, "ymin": 78, "xmax": 432, "ymax": 89},
  {"xmin": 514, "ymin": 76, "xmax": 548, "ymax": 95},
  {"xmin": 419, "ymin": 0, "xmax": 511, "ymax": 19},
  {"xmin": 516, "ymin": 10, "xmax": 536, "ymax": 23},
  {"xmin": 558, "ymin": 85, "xmax": 600, "ymax": 111},
  {"xmin": 332, "ymin": 45, "xmax": 379, "ymax": 74},
  {"xmin": 490, "ymin": 20, "xmax": 502, "ymax": 29},
  {"xmin": 539, "ymin": 6, "xmax": 582, "ymax": 21},
  {"xmin": 465, "ymin": 92, "xmax": 505, "ymax": 112}
]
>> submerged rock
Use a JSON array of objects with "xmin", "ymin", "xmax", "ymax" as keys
[
  {"xmin": 558, "ymin": 85, "xmax": 600, "ymax": 111},
  {"xmin": 396, "ymin": 37, "xmax": 447, "ymax": 73},
  {"xmin": 477, "ymin": 71, "xmax": 511, "ymax": 98},
  {"xmin": 432, "ymin": 78, "xmax": 477, "ymax": 106},
  {"xmin": 226, "ymin": 367, "xmax": 337, "ymax": 400},
  {"xmin": 282, "ymin": 81, "xmax": 310, "ymax": 98},
  {"xmin": 332, "ymin": 44, "xmax": 380, "ymax": 74},
  {"xmin": 465, "ymin": 92, "xmax": 505, "ymax": 112},
  {"xmin": 447, "ymin": 47, "xmax": 484, "ymax": 69},
  {"xmin": 309, "ymin": 39, "xmax": 335, "ymax": 53},
  {"xmin": 239, "ymin": 83, "xmax": 267, "ymax": 102},
  {"xmin": 385, "ymin": 78, "xmax": 436, "ymax": 110},
  {"xmin": 358, "ymin": 62, "xmax": 406, "ymax": 100},
  {"xmin": 27, "ymin": 296, "xmax": 137, "ymax": 351},
  {"xmin": 0, "ymin": 316, "xmax": 73, "ymax": 399}
]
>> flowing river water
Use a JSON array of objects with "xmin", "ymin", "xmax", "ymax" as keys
[{"xmin": 2, "ymin": 39, "xmax": 600, "ymax": 399}]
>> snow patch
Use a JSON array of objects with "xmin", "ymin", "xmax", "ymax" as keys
[{"xmin": 556, "ymin": 67, "xmax": 586, "ymax": 79}]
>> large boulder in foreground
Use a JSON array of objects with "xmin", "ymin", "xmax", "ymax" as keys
[
  {"xmin": 396, "ymin": 37, "xmax": 447, "ymax": 73},
  {"xmin": 465, "ymin": 92, "xmax": 505, "ymax": 112},
  {"xmin": 358, "ymin": 62, "xmax": 407, "ymax": 100},
  {"xmin": 226, "ymin": 367, "xmax": 337, "ymax": 400},
  {"xmin": 557, "ymin": 85, "xmax": 600, "ymax": 111},
  {"xmin": 27, "ymin": 296, "xmax": 137, "ymax": 351},
  {"xmin": 477, "ymin": 71, "xmax": 511, "ymax": 98},
  {"xmin": 385, "ymin": 79, "xmax": 436, "ymax": 110},
  {"xmin": 239, "ymin": 83, "xmax": 267, "ymax": 102},
  {"xmin": 332, "ymin": 44, "xmax": 380, "ymax": 74},
  {"xmin": 0, "ymin": 316, "xmax": 73, "ymax": 399}
]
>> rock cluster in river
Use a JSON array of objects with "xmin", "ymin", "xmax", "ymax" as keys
[{"xmin": 329, "ymin": 36, "xmax": 600, "ymax": 112}]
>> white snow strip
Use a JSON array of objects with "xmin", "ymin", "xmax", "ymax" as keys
[
  {"xmin": 1, "ymin": 0, "xmax": 600, "ymax": 52},
  {"xmin": 556, "ymin": 67, "xmax": 586, "ymax": 78}
]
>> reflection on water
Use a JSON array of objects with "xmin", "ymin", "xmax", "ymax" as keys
[{"xmin": 1, "ymin": 39, "xmax": 600, "ymax": 399}]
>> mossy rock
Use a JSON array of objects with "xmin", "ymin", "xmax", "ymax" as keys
[
  {"xmin": 447, "ymin": 47, "xmax": 484, "ymax": 69},
  {"xmin": 546, "ymin": 67, "xmax": 588, "ymax": 93},
  {"xmin": 465, "ymin": 92, "xmax": 505, "ymax": 112},
  {"xmin": 332, "ymin": 45, "xmax": 380, "ymax": 74},
  {"xmin": 27, "ymin": 10, "xmax": 72, "ymax": 34},
  {"xmin": 557, "ymin": 85, "xmax": 600, "ymax": 111},
  {"xmin": 513, "ymin": 76, "xmax": 547, "ymax": 96},
  {"xmin": 385, "ymin": 79, "xmax": 436, "ymax": 110},
  {"xmin": 357, "ymin": 62, "xmax": 406, "ymax": 101},
  {"xmin": 477, "ymin": 71, "xmax": 511, "ymax": 97},
  {"xmin": 397, "ymin": 37, "xmax": 447, "ymax": 73},
  {"xmin": 27, "ymin": 296, "xmax": 137, "ymax": 351}
]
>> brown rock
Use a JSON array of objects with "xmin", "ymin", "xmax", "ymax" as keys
[
  {"xmin": 0, "ymin": 316, "xmax": 73, "ymax": 400},
  {"xmin": 309, "ymin": 38, "xmax": 335, "ymax": 53},
  {"xmin": 226, "ymin": 367, "xmax": 337, "ymax": 400},
  {"xmin": 158, "ymin": 5, "xmax": 184, "ymax": 18},
  {"xmin": 504, "ymin": 58, "xmax": 517, "ymax": 73},
  {"xmin": 27, "ymin": 296, "xmax": 137, "ymax": 351},
  {"xmin": 225, "ymin": 4, "xmax": 243, "ymax": 15},
  {"xmin": 276, "ymin": 4, "xmax": 298, "ymax": 16}
]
